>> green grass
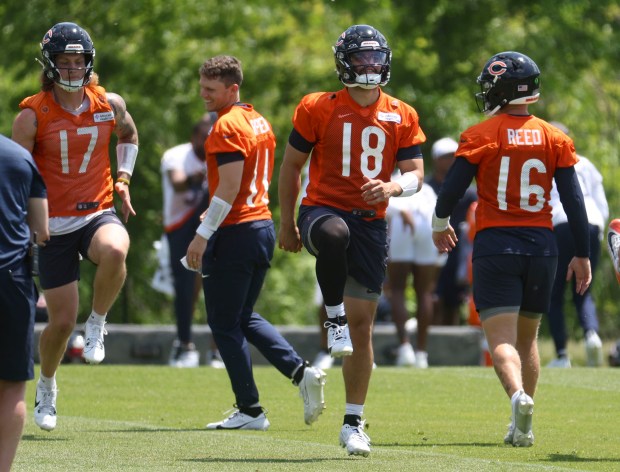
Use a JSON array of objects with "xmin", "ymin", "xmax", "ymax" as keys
[{"xmin": 14, "ymin": 358, "xmax": 620, "ymax": 472}]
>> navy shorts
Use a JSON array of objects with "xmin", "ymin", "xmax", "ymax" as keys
[
  {"xmin": 473, "ymin": 254, "xmax": 557, "ymax": 320},
  {"xmin": 297, "ymin": 205, "xmax": 388, "ymax": 294},
  {"xmin": 0, "ymin": 260, "xmax": 36, "ymax": 381},
  {"xmin": 39, "ymin": 212, "xmax": 125, "ymax": 290}
]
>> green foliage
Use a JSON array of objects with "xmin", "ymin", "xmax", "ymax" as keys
[{"xmin": 2, "ymin": 0, "xmax": 619, "ymax": 330}]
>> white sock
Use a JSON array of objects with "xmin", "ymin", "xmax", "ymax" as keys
[
  {"xmin": 345, "ymin": 403, "xmax": 364, "ymax": 417},
  {"xmin": 89, "ymin": 311, "xmax": 107, "ymax": 324},
  {"xmin": 511, "ymin": 389, "xmax": 523, "ymax": 406},
  {"xmin": 325, "ymin": 303, "xmax": 345, "ymax": 319},
  {"xmin": 39, "ymin": 374, "xmax": 56, "ymax": 390}
]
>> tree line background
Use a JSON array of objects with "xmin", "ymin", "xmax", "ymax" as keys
[{"xmin": 1, "ymin": 0, "xmax": 619, "ymax": 337}]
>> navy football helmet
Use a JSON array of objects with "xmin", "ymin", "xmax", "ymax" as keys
[
  {"xmin": 40, "ymin": 22, "xmax": 95, "ymax": 91},
  {"xmin": 333, "ymin": 25, "xmax": 391, "ymax": 89},
  {"xmin": 475, "ymin": 51, "xmax": 540, "ymax": 115}
]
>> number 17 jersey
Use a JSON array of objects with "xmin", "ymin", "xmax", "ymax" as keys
[{"xmin": 292, "ymin": 88, "xmax": 425, "ymax": 220}]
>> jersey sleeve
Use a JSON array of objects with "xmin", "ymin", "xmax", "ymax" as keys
[{"xmin": 291, "ymin": 93, "xmax": 325, "ymax": 144}]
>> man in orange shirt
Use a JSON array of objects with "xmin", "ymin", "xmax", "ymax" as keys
[
  {"xmin": 12, "ymin": 22, "xmax": 139, "ymax": 432},
  {"xmin": 432, "ymin": 51, "xmax": 591, "ymax": 447},
  {"xmin": 278, "ymin": 25, "xmax": 425, "ymax": 456},
  {"xmin": 186, "ymin": 55, "xmax": 326, "ymax": 431}
]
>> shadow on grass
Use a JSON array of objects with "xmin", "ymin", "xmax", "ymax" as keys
[
  {"xmin": 183, "ymin": 458, "xmax": 354, "ymax": 464},
  {"xmin": 545, "ymin": 453, "xmax": 620, "ymax": 464},
  {"xmin": 22, "ymin": 434, "xmax": 68, "ymax": 442},
  {"xmin": 92, "ymin": 428, "xmax": 206, "ymax": 433},
  {"xmin": 376, "ymin": 441, "xmax": 499, "ymax": 448}
]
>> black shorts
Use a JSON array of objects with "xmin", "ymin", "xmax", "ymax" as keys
[
  {"xmin": 297, "ymin": 205, "xmax": 388, "ymax": 294},
  {"xmin": 473, "ymin": 254, "xmax": 557, "ymax": 320},
  {"xmin": 0, "ymin": 260, "xmax": 36, "ymax": 381},
  {"xmin": 39, "ymin": 212, "xmax": 125, "ymax": 290}
]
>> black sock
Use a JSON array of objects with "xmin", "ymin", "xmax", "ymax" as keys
[
  {"xmin": 343, "ymin": 414, "xmax": 361, "ymax": 427},
  {"xmin": 336, "ymin": 315, "xmax": 348, "ymax": 326},
  {"xmin": 239, "ymin": 406, "xmax": 264, "ymax": 418},
  {"xmin": 292, "ymin": 361, "xmax": 308, "ymax": 386}
]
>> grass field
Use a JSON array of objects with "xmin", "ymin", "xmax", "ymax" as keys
[{"xmin": 13, "ymin": 357, "xmax": 620, "ymax": 472}]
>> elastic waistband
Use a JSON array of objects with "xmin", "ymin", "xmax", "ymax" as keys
[{"xmin": 351, "ymin": 209, "xmax": 377, "ymax": 218}]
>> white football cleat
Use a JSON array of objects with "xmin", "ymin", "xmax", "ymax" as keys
[
  {"xmin": 547, "ymin": 356, "xmax": 571, "ymax": 368},
  {"xmin": 585, "ymin": 330, "xmax": 604, "ymax": 367},
  {"xmin": 168, "ymin": 340, "xmax": 200, "ymax": 368},
  {"xmin": 298, "ymin": 366, "xmax": 327, "ymax": 425},
  {"xmin": 82, "ymin": 320, "xmax": 107, "ymax": 364},
  {"xmin": 395, "ymin": 342, "xmax": 416, "ymax": 367},
  {"xmin": 206, "ymin": 409, "xmax": 270, "ymax": 430},
  {"xmin": 324, "ymin": 321, "xmax": 353, "ymax": 358},
  {"xmin": 504, "ymin": 390, "xmax": 534, "ymax": 447},
  {"xmin": 34, "ymin": 381, "xmax": 57, "ymax": 432},
  {"xmin": 340, "ymin": 420, "xmax": 371, "ymax": 457}
]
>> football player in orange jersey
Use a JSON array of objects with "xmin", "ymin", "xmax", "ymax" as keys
[
  {"xmin": 185, "ymin": 55, "xmax": 326, "ymax": 431},
  {"xmin": 278, "ymin": 25, "xmax": 426, "ymax": 457},
  {"xmin": 11, "ymin": 22, "xmax": 139, "ymax": 432},
  {"xmin": 432, "ymin": 51, "xmax": 591, "ymax": 447}
]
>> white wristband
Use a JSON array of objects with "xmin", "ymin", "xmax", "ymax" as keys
[
  {"xmin": 432, "ymin": 212, "xmax": 450, "ymax": 232},
  {"xmin": 116, "ymin": 143, "xmax": 138, "ymax": 176},
  {"xmin": 196, "ymin": 196, "xmax": 232, "ymax": 240},
  {"xmin": 394, "ymin": 172, "xmax": 419, "ymax": 197}
]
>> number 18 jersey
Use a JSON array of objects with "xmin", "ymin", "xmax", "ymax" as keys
[{"xmin": 293, "ymin": 88, "xmax": 425, "ymax": 219}]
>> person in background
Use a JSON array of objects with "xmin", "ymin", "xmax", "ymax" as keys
[
  {"xmin": 186, "ymin": 55, "xmax": 326, "ymax": 430},
  {"xmin": 432, "ymin": 51, "xmax": 591, "ymax": 447},
  {"xmin": 385, "ymin": 181, "xmax": 445, "ymax": 368},
  {"xmin": 161, "ymin": 113, "xmax": 223, "ymax": 368},
  {"xmin": 0, "ymin": 134, "xmax": 48, "ymax": 472},
  {"xmin": 546, "ymin": 121, "xmax": 608, "ymax": 368},
  {"xmin": 608, "ymin": 219, "xmax": 620, "ymax": 285},
  {"xmin": 426, "ymin": 137, "xmax": 477, "ymax": 326},
  {"xmin": 279, "ymin": 25, "xmax": 426, "ymax": 456},
  {"xmin": 12, "ymin": 22, "xmax": 139, "ymax": 432}
]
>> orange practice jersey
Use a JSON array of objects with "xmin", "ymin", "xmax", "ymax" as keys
[
  {"xmin": 457, "ymin": 114, "xmax": 578, "ymax": 232},
  {"xmin": 206, "ymin": 103, "xmax": 274, "ymax": 226},
  {"xmin": 19, "ymin": 85, "xmax": 116, "ymax": 217},
  {"xmin": 293, "ymin": 89, "xmax": 425, "ymax": 219}
]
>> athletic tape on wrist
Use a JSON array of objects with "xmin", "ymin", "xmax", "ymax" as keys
[
  {"xmin": 116, "ymin": 143, "xmax": 138, "ymax": 176},
  {"xmin": 432, "ymin": 212, "xmax": 450, "ymax": 232},
  {"xmin": 394, "ymin": 172, "xmax": 419, "ymax": 197},
  {"xmin": 196, "ymin": 196, "xmax": 232, "ymax": 240}
]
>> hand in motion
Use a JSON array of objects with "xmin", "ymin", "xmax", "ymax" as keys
[
  {"xmin": 278, "ymin": 224, "xmax": 303, "ymax": 253},
  {"xmin": 361, "ymin": 176, "xmax": 400, "ymax": 205},
  {"xmin": 114, "ymin": 181, "xmax": 136, "ymax": 223},
  {"xmin": 432, "ymin": 225, "xmax": 458, "ymax": 253},
  {"xmin": 186, "ymin": 235, "xmax": 208, "ymax": 271},
  {"xmin": 567, "ymin": 256, "xmax": 592, "ymax": 295}
]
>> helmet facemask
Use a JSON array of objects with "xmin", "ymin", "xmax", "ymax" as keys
[
  {"xmin": 333, "ymin": 25, "xmax": 391, "ymax": 89},
  {"xmin": 336, "ymin": 48, "xmax": 391, "ymax": 89},
  {"xmin": 39, "ymin": 22, "xmax": 95, "ymax": 92},
  {"xmin": 42, "ymin": 51, "xmax": 94, "ymax": 92}
]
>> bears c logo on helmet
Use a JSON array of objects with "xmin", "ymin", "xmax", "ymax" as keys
[{"xmin": 487, "ymin": 61, "xmax": 507, "ymax": 76}]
